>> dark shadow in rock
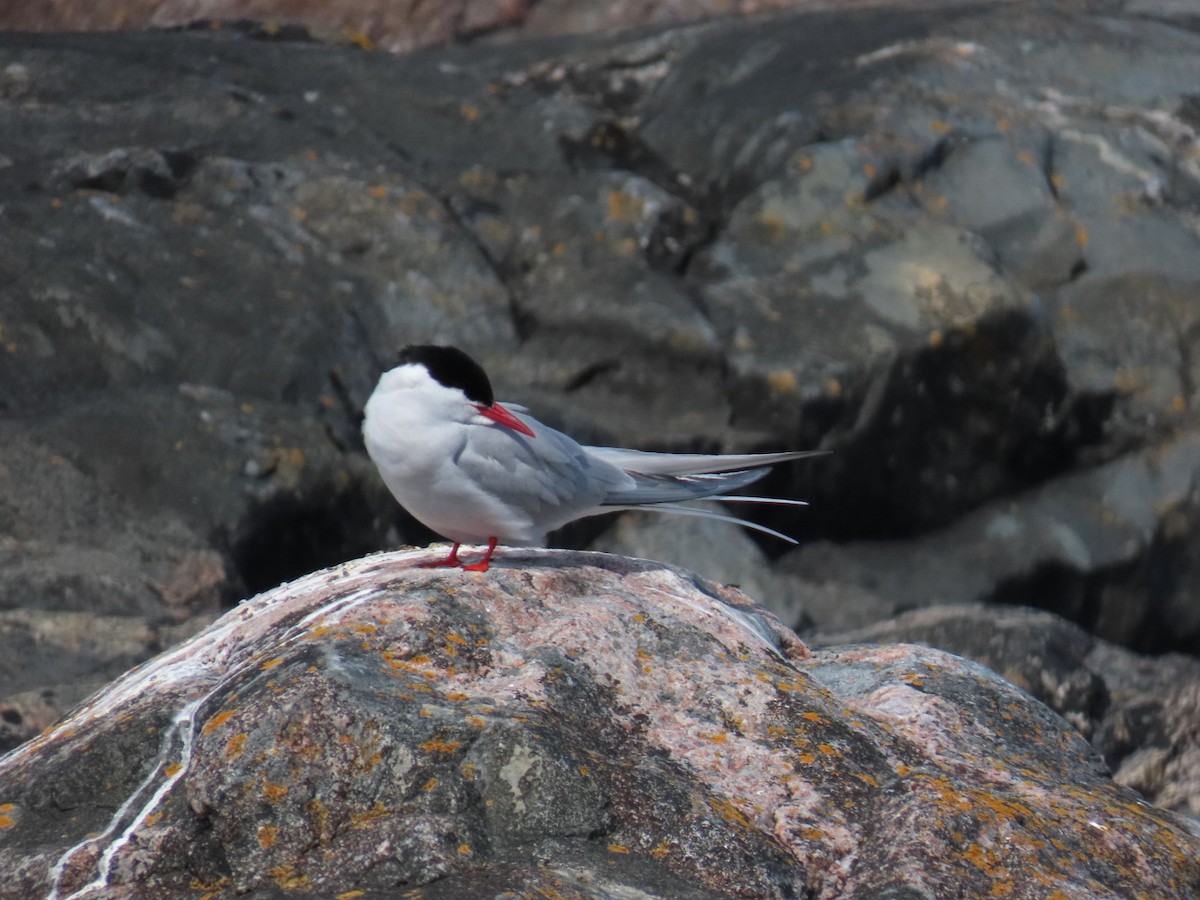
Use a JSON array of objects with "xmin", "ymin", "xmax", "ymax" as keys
[
  {"xmin": 762, "ymin": 308, "xmax": 1117, "ymax": 543},
  {"xmin": 991, "ymin": 542, "xmax": 1200, "ymax": 657},
  {"xmin": 226, "ymin": 478, "xmax": 396, "ymax": 599}
]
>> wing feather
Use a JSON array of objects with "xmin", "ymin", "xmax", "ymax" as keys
[
  {"xmin": 454, "ymin": 415, "xmax": 635, "ymax": 534},
  {"xmin": 584, "ymin": 447, "xmax": 827, "ymax": 476},
  {"xmin": 601, "ymin": 502, "xmax": 800, "ymax": 544}
]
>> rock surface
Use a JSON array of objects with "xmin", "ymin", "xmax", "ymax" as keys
[
  {"xmin": 0, "ymin": 1, "xmax": 1007, "ymax": 54},
  {"xmin": 3, "ymin": 0, "xmax": 1200, "ymax": 819},
  {"xmin": 0, "ymin": 551, "xmax": 1195, "ymax": 899},
  {"xmin": 0, "ymin": 0, "xmax": 536, "ymax": 54},
  {"xmin": 783, "ymin": 431, "xmax": 1200, "ymax": 651},
  {"xmin": 814, "ymin": 604, "xmax": 1200, "ymax": 821}
]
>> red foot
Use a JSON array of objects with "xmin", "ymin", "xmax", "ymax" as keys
[
  {"xmin": 419, "ymin": 538, "xmax": 498, "ymax": 572},
  {"xmin": 420, "ymin": 543, "xmax": 464, "ymax": 568},
  {"xmin": 460, "ymin": 537, "xmax": 499, "ymax": 572}
]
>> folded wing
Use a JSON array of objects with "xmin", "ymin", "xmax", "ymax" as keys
[{"xmin": 585, "ymin": 447, "xmax": 825, "ymax": 476}]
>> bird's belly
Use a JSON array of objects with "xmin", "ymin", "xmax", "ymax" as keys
[
  {"xmin": 367, "ymin": 439, "xmax": 539, "ymax": 545},
  {"xmin": 402, "ymin": 478, "xmax": 537, "ymax": 546}
]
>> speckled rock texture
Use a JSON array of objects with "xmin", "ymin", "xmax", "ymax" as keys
[
  {"xmin": 0, "ymin": 0, "xmax": 999, "ymax": 53},
  {"xmin": 815, "ymin": 604, "xmax": 1200, "ymax": 822},
  {"xmin": 0, "ymin": 551, "xmax": 1195, "ymax": 899},
  {"xmin": 4, "ymin": 0, "xmax": 1200, "ymax": 822},
  {"xmin": 0, "ymin": 0, "xmax": 536, "ymax": 54}
]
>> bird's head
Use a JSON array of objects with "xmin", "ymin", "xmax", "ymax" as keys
[{"xmin": 381, "ymin": 344, "xmax": 535, "ymax": 437}]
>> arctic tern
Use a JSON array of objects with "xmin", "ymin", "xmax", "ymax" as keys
[{"xmin": 363, "ymin": 344, "xmax": 822, "ymax": 572}]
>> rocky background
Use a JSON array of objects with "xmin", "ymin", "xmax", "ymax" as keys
[
  {"xmin": 1, "ymin": 551, "xmax": 1196, "ymax": 898},
  {"xmin": 2, "ymin": 0, "xmax": 1200, "ymax": 836}
]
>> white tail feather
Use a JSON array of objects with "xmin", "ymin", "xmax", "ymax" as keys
[
  {"xmin": 585, "ymin": 447, "xmax": 827, "ymax": 476},
  {"xmin": 604, "ymin": 502, "xmax": 799, "ymax": 544}
]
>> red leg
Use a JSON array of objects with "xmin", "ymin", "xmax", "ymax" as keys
[
  {"xmin": 460, "ymin": 537, "xmax": 499, "ymax": 572},
  {"xmin": 419, "ymin": 542, "xmax": 463, "ymax": 568}
]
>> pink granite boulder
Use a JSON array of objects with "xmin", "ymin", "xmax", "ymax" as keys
[{"xmin": 0, "ymin": 549, "xmax": 1195, "ymax": 898}]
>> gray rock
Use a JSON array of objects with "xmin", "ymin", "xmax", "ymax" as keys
[
  {"xmin": 0, "ymin": 551, "xmax": 1194, "ymax": 898},
  {"xmin": 813, "ymin": 603, "xmax": 1200, "ymax": 821},
  {"xmin": 0, "ymin": 0, "xmax": 535, "ymax": 54},
  {"xmin": 2, "ymin": 1, "xmax": 1200, "ymax": 767},
  {"xmin": 781, "ymin": 430, "xmax": 1200, "ymax": 651}
]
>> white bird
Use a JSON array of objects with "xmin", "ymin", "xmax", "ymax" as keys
[{"xmin": 363, "ymin": 344, "xmax": 823, "ymax": 572}]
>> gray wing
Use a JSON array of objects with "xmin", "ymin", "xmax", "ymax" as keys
[
  {"xmin": 598, "ymin": 466, "xmax": 770, "ymax": 505},
  {"xmin": 584, "ymin": 447, "xmax": 827, "ymax": 476},
  {"xmin": 457, "ymin": 411, "xmax": 637, "ymax": 531}
]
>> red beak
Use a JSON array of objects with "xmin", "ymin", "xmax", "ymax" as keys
[{"xmin": 476, "ymin": 403, "xmax": 535, "ymax": 438}]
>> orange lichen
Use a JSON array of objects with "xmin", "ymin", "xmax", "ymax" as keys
[
  {"xmin": 419, "ymin": 736, "xmax": 463, "ymax": 755},
  {"xmin": 225, "ymin": 733, "xmax": 247, "ymax": 759},
  {"xmin": 262, "ymin": 780, "xmax": 289, "ymax": 802},
  {"xmin": 801, "ymin": 711, "xmax": 824, "ymax": 723},
  {"xmin": 383, "ymin": 651, "xmax": 440, "ymax": 681},
  {"xmin": 607, "ymin": 843, "xmax": 630, "ymax": 854},
  {"xmin": 306, "ymin": 798, "xmax": 329, "ymax": 839},
  {"xmin": 709, "ymin": 797, "xmax": 752, "ymax": 828},
  {"xmin": 607, "ymin": 190, "xmax": 645, "ymax": 222},
  {"xmin": 421, "ymin": 777, "xmax": 439, "ymax": 792},
  {"xmin": 191, "ymin": 875, "xmax": 230, "ymax": 898},
  {"xmin": 267, "ymin": 863, "xmax": 311, "ymax": 891},
  {"xmin": 164, "ymin": 762, "xmax": 183, "ymax": 777},
  {"xmin": 202, "ymin": 709, "xmax": 237, "ymax": 734},
  {"xmin": 962, "ymin": 841, "xmax": 1009, "ymax": 880},
  {"xmin": 767, "ymin": 370, "xmax": 798, "ymax": 393},
  {"xmin": 258, "ymin": 824, "xmax": 278, "ymax": 849},
  {"xmin": 260, "ymin": 657, "xmax": 286, "ymax": 671},
  {"xmin": 349, "ymin": 802, "xmax": 390, "ymax": 829}
]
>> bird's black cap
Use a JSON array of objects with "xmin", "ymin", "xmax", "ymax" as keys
[{"xmin": 398, "ymin": 344, "xmax": 494, "ymax": 406}]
